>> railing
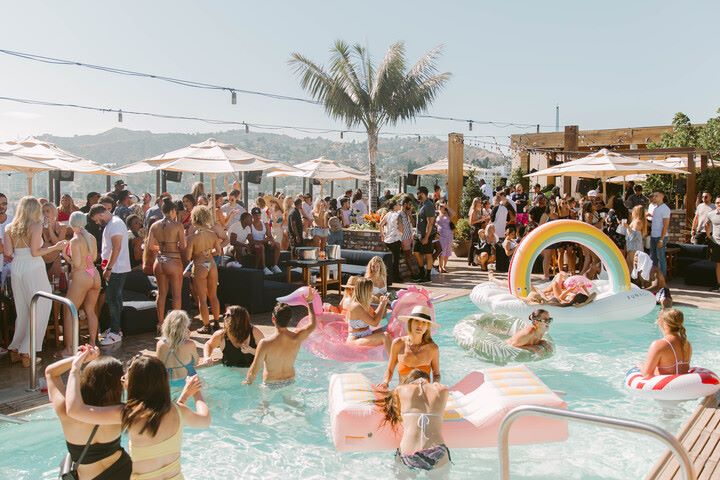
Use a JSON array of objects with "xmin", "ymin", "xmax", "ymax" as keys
[
  {"xmin": 28, "ymin": 292, "xmax": 78, "ymax": 392},
  {"xmin": 498, "ymin": 405, "xmax": 696, "ymax": 480}
]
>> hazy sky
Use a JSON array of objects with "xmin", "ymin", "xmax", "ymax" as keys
[{"xmin": 0, "ymin": 0, "xmax": 718, "ymax": 144}]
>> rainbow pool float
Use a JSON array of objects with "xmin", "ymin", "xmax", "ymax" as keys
[{"xmin": 470, "ymin": 220, "xmax": 656, "ymax": 323}]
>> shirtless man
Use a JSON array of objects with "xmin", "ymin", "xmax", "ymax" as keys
[
  {"xmin": 243, "ymin": 287, "xmax": 317, "ymax": 386},
  {"xmin": 507, "ymin": 309, "xmax": 552, "ymax": 350}
]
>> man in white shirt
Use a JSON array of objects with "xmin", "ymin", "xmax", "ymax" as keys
[
  {"xmin": 0, "ymin": 193, "xmax": 13, "ymax": 287},
  {"xmin": 691, "ymin": 191, "xmax": 716, "ymax": 242},
  {"xmin": 89, "ymin": 204, "xmax": 131, "ymax": 346},
  {"xmin": 479, "ymin": 179, "xmax": 493, "ymax": 200},
  {"xmin": 301, "ymin": 193, "xmax": 314, "ymax": 230},
  {"xmin": 492, "ymin": 194, "xmax": 508, "ymax": 241},
  {"xmin": 227, "ymin": 212, "xmax": 252, "ymax": 261},
  {"xmin": 221, "ymin": 189, "xmax": 245, "ymax": 228},
  {"xmin": 647, "ymin": 190, "xmax": 671, "ymax": 276}
]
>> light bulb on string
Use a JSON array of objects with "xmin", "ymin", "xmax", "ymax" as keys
[
  {"xmin": 340, "ymin": 131, "xmax": 344, "ymax": 139},
  {"xmin": 231, "ymin": 90, "xmax": 237, "ymax": 105},
  {"xmin": 244, "ymin": 123, "xmax": 249, "ymax": 134},
  {"xmin": 118, "ymin": 110, "xmax": 123, "ymax": 123},
  {"xmin": 468, "ymin": 121, "xmax": 473, "ymax": 131},
  {"xmin": 417, "ymin": 135, "xmax": 421, "ymax": 142}
]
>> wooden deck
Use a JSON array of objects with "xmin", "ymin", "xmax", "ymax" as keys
[{"xmin": 646, "ymin": 393, "xmax": 720, "ymax": 480}]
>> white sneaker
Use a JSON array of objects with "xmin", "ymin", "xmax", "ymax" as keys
[
  {"xmin": 263, "ymin": 267, "xmax": 273, "ymax": 276},
  {"xmin": 431, "ymin": 267, "xmax": 439, "ymax": 275},
  {"xmin": 271, "ymin": 265, "xmax": 282, "ymax": 274},
  {"xmin": 100, "ymin": 328, "xmax": 111, "ymax": 338},
  {"xmin": 100, "ymin": 332, "xmax": 123, "ymax": 346}
]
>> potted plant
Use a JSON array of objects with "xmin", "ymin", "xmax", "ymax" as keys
[{"xmin": 452, "ymin": 218, "xmax": 472, "ymax": 258}]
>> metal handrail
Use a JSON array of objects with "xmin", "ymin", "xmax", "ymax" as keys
[
  {"xmin": 498, "ymin": 405, "xmax": 696, "ymax": 480},
  {"xmin": 28, "ymin": 291, "xmax": 79, "ymax": 391}
]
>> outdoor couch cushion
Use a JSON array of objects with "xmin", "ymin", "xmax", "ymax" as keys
[
  {"xmin": 683, "ymin": 259, "xmax": 717, "ymax": 287},
  {"xmin": 340, "ymin": 249, "xmax": 394, "ymax": 285}
]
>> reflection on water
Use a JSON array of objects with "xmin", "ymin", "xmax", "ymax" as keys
[{"xmin": 1, "ymin": 299, "xmax": 718, "ymax": 479}]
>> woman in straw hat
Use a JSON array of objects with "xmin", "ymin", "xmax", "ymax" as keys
[
  {"xmin": 345, "ymin": 278, "xmax": 391, "ymax": 353},
  {"xmin": 378, "ymin": 304, "xmax": 440, "ymax": 391}
]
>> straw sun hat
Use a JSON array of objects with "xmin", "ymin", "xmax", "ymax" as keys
[{"xmin": 398, "ymin": 305, "xmax": 440, "ymax": 328}]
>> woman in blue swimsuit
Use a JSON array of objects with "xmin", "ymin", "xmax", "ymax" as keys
[{"xmin": 155, "ymin": 310, "xmax": 199, "ymax": 388}]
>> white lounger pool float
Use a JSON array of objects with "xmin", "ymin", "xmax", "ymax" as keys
[
  {"xmin": 328, "ymin": 365, "xmax": 568, "ymax": 452},
  {"xmin": 471, "ymin": 220, "xmax": 655, "ymax": 323}
]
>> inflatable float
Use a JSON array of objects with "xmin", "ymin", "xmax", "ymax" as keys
[
  {"xmin": 623, "ymin": 366, "xmax": 720, "ymax": 401},
  {"xmin": 453, "ymin": 313, "xmax": 554, "ymax": 365},
  {"xmin": 329, "ymin": 365, "xmax": 568, "ymax": 451},
  {"xmin": 280, "ymin": 285, "xmax": 437, "ymax": 362},
  {"xmin": 471, "ymin": 220, "xmax": 655, "ymax": 323}
]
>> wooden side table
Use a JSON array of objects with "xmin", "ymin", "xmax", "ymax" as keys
[{"xmin": 285, "ymin": 258, "xmax": 345, "ymax": 297}]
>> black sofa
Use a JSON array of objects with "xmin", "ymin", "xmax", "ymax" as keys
[
  {"xmin": 99, "ymin": 270, "xmax": 158, "ymax": 335},
  {"xmin": 218, "ymin": 266, "xmax": 298, "ymax": 313},
  {"xmin": 337, "ymin": 249, "xmax": 394, "ymax": 285},
  {"xmin": 669, "ymin": 242, "xmax": 716, "ymax": 287}
]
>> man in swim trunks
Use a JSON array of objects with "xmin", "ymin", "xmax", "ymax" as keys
[
  {"xmin": 507, "ymin": 309, "xmax": 552, "ymax": 349},
  {"xmin": 243, "ymin": 288, "xmax": 318, "ymax": 387}
]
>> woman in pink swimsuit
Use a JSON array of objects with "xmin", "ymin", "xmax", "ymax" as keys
[
  {"xmin": 60, "ymin": 212, "xmax": 101, "ymax": 355},
  {"xmin": 640, "ymin": 308, "xmax": 692, "ymax": 378}
]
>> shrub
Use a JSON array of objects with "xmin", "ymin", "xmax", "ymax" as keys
[
  {"xmin": 454, "ymin": 218, "xmax": 472, "ymax": 242},
  {"xmin": 460, "ymin": 169, "xmax": 486, "ymax": 217}
]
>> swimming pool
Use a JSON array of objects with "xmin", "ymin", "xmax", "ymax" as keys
[{"xmin": 1, "ymin": 296, "xmax": 719, "ymax": 479}]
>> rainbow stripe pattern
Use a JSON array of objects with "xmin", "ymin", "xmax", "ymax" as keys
[{"xmin": 508, "ymin": 220, "xmax": 631, "ymax": 298}]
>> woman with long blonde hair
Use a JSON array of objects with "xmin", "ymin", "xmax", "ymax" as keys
[
  {"xmin": 6, "ymin": 196, "xmax": 66, "ymax": 367},
  {"xmin": 467, "ymin": 197, "xmax": 483, "ymax": 266},
  {"xmin": 312, "ymin": 197, "xmax": 329, "ymax": 250},
  {"xmin": 281, "ymin": 196, "xmax": 293, "ymax": 250},
  {"xmin": 59, "ymin": 212, "xmax": 101, "ymax": 356},
  {"xmin": 619, "ymin": 205, "xmax": 647, "ymax": 269},
  {"xmin": 185, "ymin": 206, "xmax": 222, "ymax": 334},
  {"xmin": 364, "ymin": 255, "xmax": 387, "ymax": 302},
  {"xmin": 191, "ymin": 181, "xmax": 205, "ymax": 201},
  {"xmin": 267, "ymin": 197, "xmax": 285, "ymax": 246},
  {"xmin": 41, "ymin": 201, "xmax": 67, "ymax": 281},
  {"xmin": 345, "ymin": 278, "xmax": 391, "ymax": 352},
  {"xmin": 156, "ymin": 310, "xmax": 199, "ymax": 388},
  {"xmin": 640, "ymin": 308, "xmax": 692, "ymax": 378}
]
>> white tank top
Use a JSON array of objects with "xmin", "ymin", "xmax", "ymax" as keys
[{"xmin": 251, "ymin": 222, "xmax": 266, "ymax": 241}]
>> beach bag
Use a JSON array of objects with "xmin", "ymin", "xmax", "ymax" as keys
[{"xmin": 59, "ymin": 425, "xmax": 99, "ymax": 480}]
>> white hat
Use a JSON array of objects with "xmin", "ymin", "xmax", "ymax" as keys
[
  {"xmin": 398, "ymin": 305, "xmax": 440, "ymax": 328},
  {"xmin": 587, "ymin": 190, "xmax": 598, "ymax": 197}
]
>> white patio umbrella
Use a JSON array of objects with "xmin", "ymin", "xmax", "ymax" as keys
[
  {"xmin": 2, "ymin": 137, "xmax": 110, "ymax": 175},
  {"xmin": 113, "ymin": 138, "xmax": 297, "ymax": 219},
  {"xmin": 266, "ymin": 156, "xmax": 368, "ymax": 195},
  {"xmin": 0, "ymin": 149, "xmax": 59, "ymax": 194},
  {"xmin": 412, "ymin": 157, "xmax": 492, "ymax": 176},
  {"xmin": 527, "ymin": 149, "xmax": 689, "ymax": 198}
]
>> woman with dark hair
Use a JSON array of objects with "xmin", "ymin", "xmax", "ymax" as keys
[
  {"xmin": 147, "ymin": 198, "xmax": 186, "ymax": 329},
  {"xmin": 58, "ymin": 193, "xmax": 79, "ymax": 222},
  {"xmin": 376, "ymin": 369, "xmax": 450, "ymax": 472},
  {"xmin": 46, "ymin": 351, "xmax": 130, "ymax": 479},
  {"xmin": 66, "ymin": 350, "xmax": 211, "ymax": 480},
  {"xmin": 181, "ymin": 195, "xmax": 196, "ymax": 229},
  {"xmin": 191, "ymin": 181, "xmax": 205, "ymax": 201},
  {"xmin": 378, "ymin": 305, "xmax": 440, "ymax": 390},
  {"xmin": 200, "ymin": 305, "xmax": 265, "ymax": 367}
]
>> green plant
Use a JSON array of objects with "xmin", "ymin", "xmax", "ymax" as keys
[
  {"xmin": 290, "ymin": 41, "xmax": 450, "ymax": 211},
  {"xmin": 453, "ymin": 218, "xmax": 472, "ymax": 242},
  {"xmin": 460, "ymin": 169, "xmax": 485, "ymax": 217},
  {"xmin": 508, "ymin": 166, "xmax": 529, "ymax": 190},
  {"xmin": 698, "ymin": 168, "xmax": 720, "ymax": 196}
]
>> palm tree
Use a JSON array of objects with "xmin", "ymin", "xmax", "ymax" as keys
[{"xmin": 289, "ymin": 41, "xmax": 450, "ymax": 210}]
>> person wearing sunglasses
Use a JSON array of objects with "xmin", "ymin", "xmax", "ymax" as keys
[{"xmin": 506, "ymin": 309, "xmax": 552, "ymax": 350}]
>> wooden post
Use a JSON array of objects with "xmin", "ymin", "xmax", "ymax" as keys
[
  {"xmin": 448, "ymin": 132, "xmax": 464, "ymax": 221},
  {"xmin": 272, "ymin": 177, "xmax": 276, "ymax": 195},
  {"xmin": 563, "ymin": 125, "xmax": 579, "ymax": 195},
  {"xmin": 330, "ymin": 180, "xmax": 334, "ymax": 198},
  {"xmin": 27, "ymin": 173, "xmax": 33, "ymax": 195},
  {"xmin": 155, "ymin": 171, "xmax": 161, "ymax": 198},
  {"xmin": 242, "ymin": 172, "xmax": 249, "ymax": 208},
  {"xmin": 685, "ymin": 153, "xmax": 696, "ymax": 241}
]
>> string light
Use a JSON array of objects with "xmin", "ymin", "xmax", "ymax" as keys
[
  {"xmin": 244, "ymin": 122, "xmax": 249, "ymax": 133},
  {"xmin": 118, "ymin": 109, "xmax": 122, "ymax": 123},
  {"xmin": 340, "ymin": 131, "xmax": 344, "ymax": 139},
  {"xmin": 231, "ymin": 90, "xmax": 237, "ymax": 105},
  {"xmin": 0, "ymin": 48, "xmax": 553, "ymax": 130},
  {"xmin": 468, "ymin": 121, "xmax": 473, "ymax": 131}
]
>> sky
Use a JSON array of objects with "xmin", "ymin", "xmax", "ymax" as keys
[{"xmin": 0, "ymin": 0, "xmax": 719, "ymax": 146}]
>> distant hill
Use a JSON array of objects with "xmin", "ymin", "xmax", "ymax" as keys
[{"xmin": 0, "ymin": 128, "xmax": 510, "ymax": 202}]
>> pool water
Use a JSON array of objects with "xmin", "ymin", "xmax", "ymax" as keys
[{"xmin": 2, "ymin": 297, "xmax": 719, "ymax": 479}]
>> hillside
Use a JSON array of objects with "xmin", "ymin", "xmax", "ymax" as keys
[{"xmin": 1, "ymin": 128, "xmax": 509, "ymax": 201}]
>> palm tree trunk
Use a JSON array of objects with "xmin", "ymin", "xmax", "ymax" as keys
[{"xmin": 367, "ymin": 129, "xmax": 378, "ymax": 211}]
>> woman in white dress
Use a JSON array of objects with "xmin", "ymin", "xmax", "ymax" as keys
[
  {"xmin": 268, "ymin": 197, "xmax": 285, "ymax": 246},
  {"xmin": 6, "ymin": 196, "xmax": 66, "ymax": 367}
]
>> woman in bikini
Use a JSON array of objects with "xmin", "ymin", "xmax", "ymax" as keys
[
  {"xmin": 376, "ymin": 369, "xmax": 451, "ymax": 472},
  {"xmin": 181, "ymin": 194, "xmax": 196, "ymax": 230},
  {"xmin": 59, "ymin": 212, "xmax": 101, "ymax": 356},
  {"xmin": 364, "ymin": 255, "xmax": 387, "ymax": 303},
  {"xmin": 185, "ymin": 205, "xmax": 222, "ymax": 334},
  {"xmin": 312, "ymin": 197, "xmax": 329, "ymax": 250},
  {"xmin": 147, "ymin": 198, "xmax": 186, "ymax": 329},
  {"xmin": 640, "ymin": 308, "xmax": 692, "ymax": 378},
  {"xmin": 379, "ymin": 305, "xmax": 440, "ymax": 390},
  {"xmin": 66, "ymin": 348, "xmax": 210, "ymax": 480},
  {"xmin": 156, "ymin": 310, "xmax": 199, "ymax": 388},
  {"xmin": 41, "ymin": 201, "xmax": 68, "ymax": 282},
  {"xmin": 345, "ymin": 278, "xmax": 391, "ymax": 353},
  {"xmin": 200, "ymin": 305, "xmax": 264, "ymax": 367}
]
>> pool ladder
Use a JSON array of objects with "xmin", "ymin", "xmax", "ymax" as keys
[{"xmin": 498, "ymin": 405, "xmax": 696, "ymax": 480}]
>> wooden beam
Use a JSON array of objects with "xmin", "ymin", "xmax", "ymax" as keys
[
  {"xmin": 700, "ymin": 154, "xmax": 708, "ymax": 172},
  {"xmin": 685, "ymin": 154, "xmax": 696, "ymax": 242},
  {"xmin": 563, "ymin": 126, "xmax": 578, "ymax": 195},
  {"xmin": 447, "ymin": 132, "xmax": 464, "ymax": 222}
]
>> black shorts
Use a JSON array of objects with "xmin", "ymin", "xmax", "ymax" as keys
[
  {"xmin": 711, "ymin": 240, "xmax": 720, "ymax": 263},
  {"xmin": 413, "ymin": 237, "xmax": 434, "ymax": 255}
]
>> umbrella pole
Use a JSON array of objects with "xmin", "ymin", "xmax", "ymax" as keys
[
  {"xmin": 27, "ymin": 173, "xmax": 34, "ymax": 195},
  {"xmin": 272, "ymin": 177, "xmax": 276, "ymax": 195},
  {"xmin": 210, "ymin": 175, "xmax": 217, "ymax": 223},
  {"xmin": 330, "ymin": 180, "xmax": 334, "ymax": 198}
]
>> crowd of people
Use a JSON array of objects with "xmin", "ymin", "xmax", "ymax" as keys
[{"xmin": 0, "ymin": 175, "xmax": 715, "ymax": 477}]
